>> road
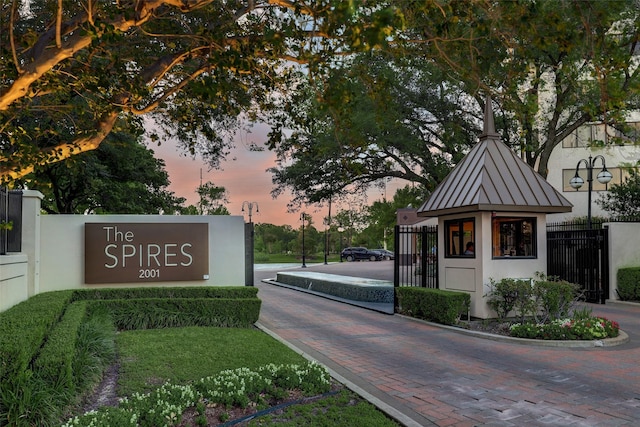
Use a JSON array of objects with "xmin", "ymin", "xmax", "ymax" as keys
[{"xmin": 253, "ymin": 261, "xmax": 640, "ymax": 426}]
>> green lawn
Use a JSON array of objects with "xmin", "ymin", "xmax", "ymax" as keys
[
  {"xmin": 111, "ymin": 326, "xmax": 400, "ymax": 426},
  {"xmin": 116, "ymin": 327, "xmax": 307, "ymax": 396}
]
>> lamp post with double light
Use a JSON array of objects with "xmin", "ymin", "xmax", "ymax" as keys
[
  {"xmin": 241, "ymin": 201, "xmax": 259, "ymax": 286},
  {"xmin": 241, "ymin": 201, "xmax": 259, "ymax": 223},
  {"xmin": 569, "ymin": 155, "xmax": 612, "ymax": 229}
]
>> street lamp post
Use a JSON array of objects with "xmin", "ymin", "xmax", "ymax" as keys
[
  {"xmin": 337, "ymin": 226, "xmax": 344, "ymax": 262},
  {"xmin": 241, "ymin": 201, "xmax": 259, "ymax": 286},
  {"xmin": 300, "ymin": 212, "xmax": 307, "ymax": 268},
  {"xmin": 241, "ymin": 201, "xmax": 259, "ymax": 223},
  {"xmin": 569, "ymin": 155, "xmax": 612, "ymax": 229}
]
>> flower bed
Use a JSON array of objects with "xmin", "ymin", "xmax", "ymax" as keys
[{"xmin": 509, "ymin": 317, "xmax": 620, "ymax": 340}]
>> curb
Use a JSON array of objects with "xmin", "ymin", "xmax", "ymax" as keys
[
  {"xmin": 264, "ymin": 278, "xmax": 629, "ymax": 348},
  {"xmin": 255, "ymin": 322, "xmax": 430, "ymax": 427},
  {"xmin": 396, "ymin": 314, "xmax": 630, "ymax": 348}
]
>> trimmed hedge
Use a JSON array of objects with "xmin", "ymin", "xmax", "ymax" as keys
[
  {"xmin": 33, "ymin": 301, "xmax": 88, "ymax": 392},
  {"xmin": 72, "ymin": 286, "xmax": 258, "ymax": 302},
  {"xmin": 0, "ymin": 291, "xmax": 74, "ymax": 382},
  {"xmin": 617, "ymin": 267, "xmax": 640, "ymax": 301},
  {"xmin": 87, "ymin": 298, "xmax": 261, "ymax": 330},
  {"xmin": 396, "ymin": 287, "xmax": 470, "ymax": 325},
  {"xmin": 0, "ymin": 286, "xmax": 260, "ymax": 427}
]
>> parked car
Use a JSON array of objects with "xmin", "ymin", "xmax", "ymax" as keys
[
  {"xmin": 372, "ymin": 249, "xmax": 395, "ymax": 260},
  {"xmin": 340, "ymin": 247, "xmax": 383, "ymax": 262}
]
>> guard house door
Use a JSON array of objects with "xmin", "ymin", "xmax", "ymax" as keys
[
  {"xmin": 547, "ymin": 227, "xmax": 609, "ymax": 304},
  {"xmin": 394, "ymin": 225, "xmax": 438, "ymax": 289}
]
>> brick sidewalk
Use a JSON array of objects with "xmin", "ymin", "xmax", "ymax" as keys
[{"xmin": 255, "ymin": 266, "xmax": 640, "ymax": 427}]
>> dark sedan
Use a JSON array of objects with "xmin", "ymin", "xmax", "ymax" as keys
[
  {"xmin": 372, "ymin": 249, "xmax": 394, "ymax": 260},
  {"xmin": 340, "ymin": 247, "xmax": 384, "ymax": 262}
]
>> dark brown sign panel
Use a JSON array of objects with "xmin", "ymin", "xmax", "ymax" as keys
[{"xmin": 85, "ymin": 223, "xmax": 209, "ymax": 284}]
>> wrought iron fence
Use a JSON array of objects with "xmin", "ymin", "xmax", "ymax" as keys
[
  {"xmin": 394, "ymin": 225, "xmax": 438, "ymax": 289},
  {"xmin": 546, "ymin": 226, "xmax": 609, "ymax": 304},
  {"xmin": 0, "ymin": 188, "xmax": 23, "ymax": 254}
]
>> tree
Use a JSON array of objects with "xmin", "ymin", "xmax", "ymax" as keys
[
  {"xmin": 410, "ymin": 0, "xmax": 640, "ymax": 177},
  {"xmin": 254, "ymin": 223, "xmax": 296, "ymax": 254},
  {"xmin": 364, "ymin": 185, "xmax": 427, "ymax": 249},
  {"xmin": 193, "ymin": 182, "xmax": 230, "ymax": 215},
  {"xmin": 270, "ymin": 0, "xmax": 640, "ymax": 211},
  {"xmin": 22, "ymin": 129, "xmax": 185, "ymax": 214},
  {"xmin": 269, "ymin": 52, "xmax": 478, "ymax": 207},
  {"xmin": 597, "ymin": 164, "xmax": 640, "ymax": 219},
  {"xmin": 0, "ymin": 0, "xmax": 403, "ymax": 182}
]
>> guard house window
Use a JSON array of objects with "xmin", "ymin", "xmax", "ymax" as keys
[
  {"xmin": 492, "ymin": 217, "xmax": 536, "ymax": 258},
  {"xmin": 445, "ymin": 218, "xmax": 475, "ymax": 258}
]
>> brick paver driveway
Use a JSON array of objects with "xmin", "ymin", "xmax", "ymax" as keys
[{"xmin": 255, "ymin": 262, "xmax": 640, "ymax": 427}]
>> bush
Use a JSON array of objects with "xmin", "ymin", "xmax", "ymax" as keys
[
  {"xmin": 485, "ymin": 276, "xmax": 580, "ymax": 323},
  {"xmin": 485, "ymin": 278, "xmax": 535, "ymax": 322},
  {"xmin": 87, "ymin": 298, "xmax": 261, "ymax": 330},
  {"xmin": 0, "ymin": 291, "xmax": 74, "ymax": 383},
  {"xmin": 0, "ymin": 286, "xmax": 261, "ymax": 426},
  {"xmin": 510, "ymin": 317, "xmax": 620, "ymax": 340},
  {"xmin": 616, "ymin": 267, "xmax": 640, "ymax": 301},
  {"xmin": 396, "ymin": 287, "xmax": 469, "ymax": 325},
  {"xmin": 533, "ymin": 278, "xmax": 579, "ymax": 323},
  {"xmin": 34, "ymin": 302, "xmax": 88, "ymax": 399},
  {"xmin": 72, "ymin": 286, "xmax": 258, "ymax": 301}
]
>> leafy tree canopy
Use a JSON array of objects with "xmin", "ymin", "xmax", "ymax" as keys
[
  {"xmin": 22, "ymin": 127, "xmax": 185, "ymax": 214},
  {"xmin": 193, "ymin": 181, "xmax": 230, "ymax": 215},
  {"xmin": 409, "ymin": 0, "xmax": 640, "ymax": 176},
  {"xmin": 270, "ymin": 0, "xmax": 640, "ymax": 209},
  {"xmin": 269, "ymin": 52, "xmax": 478, "ymax": 207},
  {"xmin": 597, "ymin": 164, "xmax": 640, "ymax": 219},
  {"xmin": 1, "ymin": 0, "xmax": 404, "ymax": 182}
]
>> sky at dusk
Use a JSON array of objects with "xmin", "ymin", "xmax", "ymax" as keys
[{"xmin": 150, "ymin": 122, "xmax": 404, "ymax": 227}]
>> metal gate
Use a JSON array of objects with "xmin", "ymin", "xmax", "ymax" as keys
[
  {"xmin": 394, "ymin": 225, "xmax": 438, "ymax": 289},
  {"xmin": 0, "ymin": 188, "xmax": 22, "ymax": 255},
  {"xmin": 547, "ymin": 224, "xmax": 609, "ymax": 304}
]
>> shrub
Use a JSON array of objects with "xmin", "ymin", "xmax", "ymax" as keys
[
  {"xmin": 0, "ymin": 291, "xmax": 74, "ymax": 382},
  {"xmin": 485, "ymin": 276, "xmax": 580, "ymax": 323},
  {"xmin": 72, "ymin": 308, "xmax": 117, "ymax": 395},
  {"xmin": 533, "ymin": 278, "xmax": 580, "ymax": 323},
  {"xmin": 616, "ymin": 267, "xmax": 640, "ymax": 301},
  {"xmin": 33, "ymin": 301, "xmax": 88, "ymax": 410},
  {"xmin": 396, "ymin": 287, "xmax": 469, "ymax": 325},
  {"xmin": 485, "ymin": 278, "xmax": 535, "ymax": 321},
  {"xmin": 72, "ymin": 286, "xmax": 258, "ymax": 302},
  {"xmin": 87, "ymin": 298, "xmax": 261, "ymax": 330},
  {"xmin": 0, "ymin": 287, "xmax": 261, "ymax": 426},
  {"xmin": 510, "ymin": 317, "xmax": 619, "ymax": 340}
]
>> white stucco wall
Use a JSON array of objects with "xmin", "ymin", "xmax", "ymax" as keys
[
  {"xmin": 606, "ymin": 222, "xmax": 640, "ymax": 300},
  {"xmin": 39, "ymin": 214, "xmax": 245, "ymax": 293},
  {"xmin": 0, "ymin": 254, "xmax": 29, "ymax": 312}
]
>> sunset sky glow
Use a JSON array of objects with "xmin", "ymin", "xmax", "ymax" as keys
[{"xmin": 152, "ymin": 123, "xmax": 404, "ymax": 228}]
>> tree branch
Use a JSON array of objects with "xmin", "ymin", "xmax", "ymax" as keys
[
  {"xmin": 9, "ymin": 0, "xmax": 22, "ymax": 74},
  {"xmin": 0, "ymin": 110, "xmax": 120, "ymax": 181}
]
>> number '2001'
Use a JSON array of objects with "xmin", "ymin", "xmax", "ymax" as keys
[{"xmin": 139, "ymin": 269, "xmax": 160, "ymax": 279}]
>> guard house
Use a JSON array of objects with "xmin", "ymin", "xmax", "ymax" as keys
[{"xmin": 417, "ymin": 97, "xmax": 573, "ymax": 319}]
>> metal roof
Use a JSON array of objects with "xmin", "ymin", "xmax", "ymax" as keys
[{"xmin": 417, "ymin": 97, "xmax": 573, "ymax": 217}]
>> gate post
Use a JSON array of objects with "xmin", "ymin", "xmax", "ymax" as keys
[
  {"xmin": 393, "ymin": 225, "xmax": 399, "ymax": 313},
  {"xmin": 21, "ymin": 190, "xmax": 44, "ymax": 297}
]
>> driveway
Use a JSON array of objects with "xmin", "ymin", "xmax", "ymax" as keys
[{"xmin": 255, "ymin": 262, "xmax": 640, "ymax": 426}]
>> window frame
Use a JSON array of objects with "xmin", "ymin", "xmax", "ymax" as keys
[
  {"xmin": 491, "ymin": 216, "xmax": 537, "ymax": 259},
  {"xmin": 444, "ymin": 218, "xmax": 475, "ymax": 258}
]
